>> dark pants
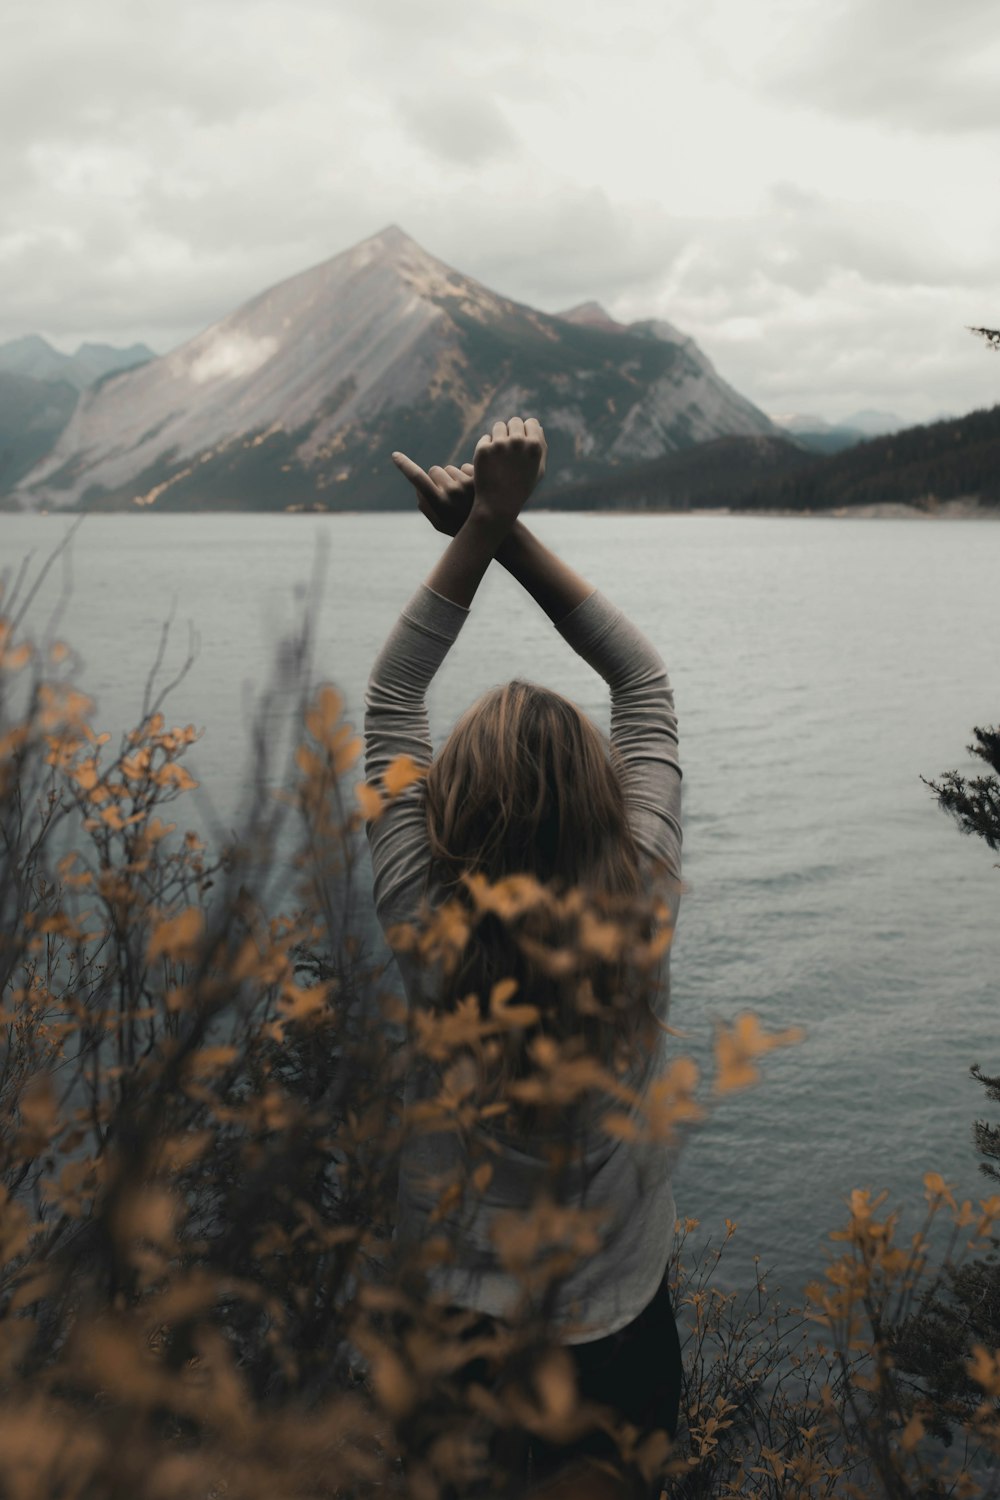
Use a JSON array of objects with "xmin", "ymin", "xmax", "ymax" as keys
[{"xmin": 448, "ymin": 1262, "xmax": 683, "ymax": 1499}]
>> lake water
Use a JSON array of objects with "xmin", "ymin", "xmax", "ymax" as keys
[{"xmin": 3, "ymin": 511, "xmax": 999, "ymax": 1313}]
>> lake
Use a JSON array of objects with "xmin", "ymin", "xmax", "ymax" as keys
[{"xmin": 3, "ymin": 510, "xmax": 998, "ymax": 1313}]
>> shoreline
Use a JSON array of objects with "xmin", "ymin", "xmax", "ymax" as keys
[
  {"xmin": 534, "ymin": 497, "xmax": 996, "ymax": 520},
  {"xmin": 4, "ymin": 499, "xmax": 995, "ymax": 521}
]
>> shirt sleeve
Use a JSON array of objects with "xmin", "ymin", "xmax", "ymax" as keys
[
  {"xmin": 363, "ymin": 582, "xmax": 471, "ymax": 929},
  {"xmin": 554, "ymin": 588, "xmax": 682, "ymax": 891}
]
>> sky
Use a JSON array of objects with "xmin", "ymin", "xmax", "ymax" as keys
[{"xmin": 3, "ymin": 0, "xmax": 999, "ymax": 425}]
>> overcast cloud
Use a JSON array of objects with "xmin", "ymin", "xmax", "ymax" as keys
[{"xmin": 3, "ymin": 0, "xmax": 998, "ymax": 423}]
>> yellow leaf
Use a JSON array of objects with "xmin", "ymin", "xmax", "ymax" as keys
[
  {"xmin": 305, "ymin": 685, "xmax": 344, "ymax": 744},
  {"xmin": 0, "ymin": 725, "xmax": 30, "ymax": 760},
  {"xmin": 471, "ymin": 1162, "xmax": 493, "ymax": 1194},
  {"xmin": 144, "ymin": 818, "xmax": 176, "ymax": 843},
  {"xmin": 489, "ymin": 977, "xmax": 539, "ymax": 1029},
  {"xmin": 296, "ymin": 744, "xmax": 324, "ymax": 778},
  {"xmin": 355, "ymin": 781, "xmax": 384, "ymax": 820},
  {"xmin": 602, "ymin": 1111, "xmax": 641, "ymax": 1142},
  {"xmin": 645, "ymin": 1058, "xmax": 704, "ymax": 1137},
  {"xmin": 923, "ymin": 1171, "xmax": 957, "ymax": 1210},
  {"xmin": 713, "ymin": 1012, "xmax": 805, "ymax": 1095},
  {"xmin": 156, "ymin": 763, "xmax": 198, "ymax": 791},
  {"xmin": 369, "ymin": 1347, "xmax": 416, "ymax": 1418},
  {"xmin": 898, "ymin": 1411, "xmax": 925, "ymax": 1453},
  {"xmin": 383, "ymin": 753, "xmax": 427, "ymax": 798},
  {"xmin": 115, "ymin": 1187, "xmax": 179, "ymax": 1247},
  {"xmin": 17, "ymin": 1073, "xmax": 58, "ymax": 1154},
  {"xmin": 147, "ymin": 905, "xmax": 204, "ymax": 964},
  {"xmin": 430, "ymin": 1180, "xmax": 464, "ymax": 1224},
  {"xmin": 120, "ymin": 748, "xmax": 151, "ymax": 780},
  {"xmin": 578, "ymin": 910, "xmax": 624, "ymax": 962},
  {"xmin": 72, "ymin": 758, "xmax": 100, "ymax": 792},
  {"xmin": 966, "ymin": 1343, "xmax": 1000, "ymax": 1397},
  {"xmin": 332, "ymin": 727, "xmax": 361, "ymax": 776},
  {"xmin": 279, "ymin": 980, "xmax": 329, "ymax": 1022},
  {"xmin": 462, "ymin": 870, "xmax": 547, "ymax": 920},
  {"xmin": 0, "ymin": 642, "xmax": 32, "ymax": 671},
  {"xmin": 533, "ymin": 1347, "xmax": 576, "ymax": 1423},
  {"xmin": 186, "ymin": 1046, "xmax": 238, "ymax": 1076}
]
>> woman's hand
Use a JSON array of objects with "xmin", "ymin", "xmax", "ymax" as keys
[
  {"xmin": 472, "ymin": 417, "xmax": 546, "ymax": 528},
  {"xmin": 392, "ymin": 417, "xmax": 547, "ymax": 536},
  {"xmin": 390, "ymin": 452, "xmax": 475, "ymax": 537}
]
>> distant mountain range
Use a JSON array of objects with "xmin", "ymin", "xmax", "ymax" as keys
[
  {"xmin": 734, "ymin": 404, "xmax": 1000, "ymax": 513},
  {"xmin": 540, "ymin": 405, "xmax": 1000, "ymax": 514},
  {"xmin": 769, "ymin": 408, "xmax": 910, "ymax": 455},
  {"xmin": 1, "ymin": 229, "xmax": 995, "ymax": 515},
  {"xmin": 9, "ymin": 225, "xmax": 779, "ymax": 512},
  {"xmin": 0, "ymin": 337, "xmax": 155, "ymax": 493},
  {"xmin": 0, "ymin": 335, "xmax": 155, "ymax": 391}
]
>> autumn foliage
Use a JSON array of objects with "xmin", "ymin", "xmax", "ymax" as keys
[{"xmin": 1, "ymin": 557, "xmax": 1000, "ymax": 1498}]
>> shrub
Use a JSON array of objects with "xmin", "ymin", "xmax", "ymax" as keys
[{"xmin": 1, "ymin": 546, "xmax": 999, "ymax": 1499}]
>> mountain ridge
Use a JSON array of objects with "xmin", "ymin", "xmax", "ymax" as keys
[
  {"xmin": 0, "ymin": 334, "xmax": 155, "ymax": 392},
  {"xmin": 11, "ymin": 225, "xmax": 779, "ymax": 512}
]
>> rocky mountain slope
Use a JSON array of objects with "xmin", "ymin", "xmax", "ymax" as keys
[{"xmin": 13, "ymin": 225, "xmax": 778, "ymax": 512}]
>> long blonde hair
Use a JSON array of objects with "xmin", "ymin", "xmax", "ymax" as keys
[{"xmin": 421, "ymin": 680, "xmax": 663, "ymax": 1127}]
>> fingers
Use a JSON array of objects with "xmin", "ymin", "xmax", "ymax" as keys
[
  {"xmin": 391, "ymin": 451, "xmax": 439, "ymax": 500},
  {"xmin": 468, "ymin": 417, "xmax": 548, "ymax": 471},
  {"xmin": 431, "ymin": 464, "xmax": 472, "ymax": 492},
  {"xmin": 478, "ymin": 417, "xmax": 543, "ymax": 442}
]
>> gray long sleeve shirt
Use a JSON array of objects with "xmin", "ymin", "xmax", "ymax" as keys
[{"xmin": 364, "ymin": 580, "xmax": 682, "ymax": 1342}]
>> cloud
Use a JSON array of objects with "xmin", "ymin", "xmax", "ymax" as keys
[
  {"xmin": 188, "ymin": 331, "xmax": 279, "ymax": 384},
  {"xmin": 449, "ymin": 184, "xmax": 690, "ymax": 310},
  {"xmin": 395, "ymin": 92, "xmax": 518, "ymax": 168},
  {"xmin": 672, "ymin": 182, "xmax": 993, "ymax": 300},
  {"xmin": 0, "ymin": 0, "xmax": 997, "ymax": 425},
  {"xmin": 650, "ymin": 238, "xmax": 1000, "ymax": 424},
  {"xmin": 758, "ymin": 0, "xmax": 1000, "ymax": 134}
]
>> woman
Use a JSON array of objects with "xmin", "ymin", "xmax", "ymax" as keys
[{"xmin": 364, "ymin": 417, "xmax": 684, "ymax": 1497}]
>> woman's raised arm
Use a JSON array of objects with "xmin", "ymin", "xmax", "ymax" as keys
[
  {"xmin": 494, "ymin": 520, "xmax": 594, "ymax": 623},
  {"xmin": 364, "ymin": 419, "xmax": 547, "ymax": 927},
  {"xmin": 392, "ymin": 430, "xmax": 681, "ymax": 889}
]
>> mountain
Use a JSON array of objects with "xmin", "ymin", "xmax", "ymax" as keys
[
  {"xmin": 554, "ymin": 300, "xmax": 626, "ymax": 331},
  {"xmin": 769, "ymin": 407, "xmax": 912, "ymax": 456},
  {"xmin": 772, "ymin": 408, "xmax": 906, "ymax": 438},
  {"xmin": 734, "ymin": 404, "xmax": 1000, "ymax": 512},
  {"xmin": 0, "ymin": 372, "xmax": 78, "ymax": 497},
  {"xmin": 0, "ymin": 335, "xmax": 155, "ymax": 392},
  {"xmin": 839, "ymin": 408, "xmax": 908, "ymax": 437},
  {"xmin": 12, "ymin": 225, "xmax": 778, "ymax": 512}
]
